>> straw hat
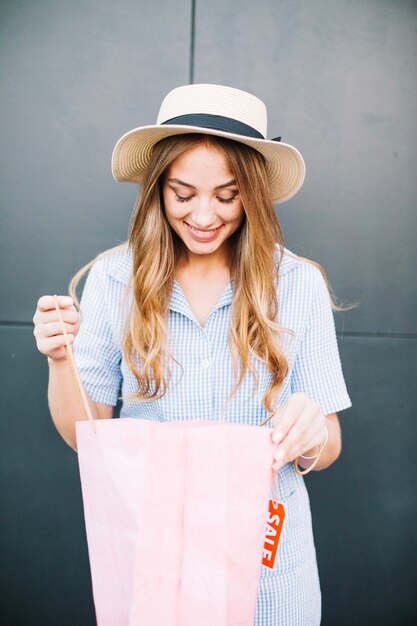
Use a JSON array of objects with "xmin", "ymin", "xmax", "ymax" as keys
[{"xmin": 111, "ymin": 84, "xmax": 305, "ymax": 203}]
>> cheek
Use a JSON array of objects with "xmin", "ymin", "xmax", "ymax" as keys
[{"xmin": 226, "ymin": 201, "xmax": 245, "ymax": 225}]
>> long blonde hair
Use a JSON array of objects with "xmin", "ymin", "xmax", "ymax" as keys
[{"xmin": 71, "ymin": 134, "xmax": 346, "ymax": 412}]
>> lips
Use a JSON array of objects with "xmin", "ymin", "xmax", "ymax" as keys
[{"xmin": 184, "ymin": 221, "xmax": 224, "ymax": 242}]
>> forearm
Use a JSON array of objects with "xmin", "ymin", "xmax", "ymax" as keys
[
  {"xmin": 296, "ymin": 414, "xmax": 341, "ymax": 472},
  {"xmin": 47, "ymin": 357, "xmax": 98, "ymax": 451}
]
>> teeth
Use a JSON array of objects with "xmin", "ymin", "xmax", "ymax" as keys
[{"xmin": 188, "ymin": 224, "xmax": 220, "ymax": 235}]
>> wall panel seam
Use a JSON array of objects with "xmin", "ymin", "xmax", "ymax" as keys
[
  {"xmin": 0, "ymin": 321, "xmax": 416, "ymax": 340},
  {"xmin": 336, "ymin": 332, "xmax": 417, "ymax": 339},
  {"xmin": 189, "ymin": 0, "xmax": 196, "ymax": 83}
]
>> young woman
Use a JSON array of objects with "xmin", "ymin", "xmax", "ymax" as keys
[{"xmin": 33, "ymin": 84, "xmax": 351, "ymax": 625}]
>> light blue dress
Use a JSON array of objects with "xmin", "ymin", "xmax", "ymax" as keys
[{"xmin": 74, "ymin": 244, "xmax": 351, "ymax": 626}]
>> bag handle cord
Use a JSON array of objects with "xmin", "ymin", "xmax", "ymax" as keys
[{"xmin": 53, "ymin": 295, "xmax": 95, "ymax": 424}]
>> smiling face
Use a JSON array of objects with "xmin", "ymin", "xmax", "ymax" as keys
[{"xmin": 162, "ymin": 142, "xmax": 245, "ymax": 263}]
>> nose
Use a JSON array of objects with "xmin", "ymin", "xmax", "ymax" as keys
[{"xmin": 190, "ymin": 196, "xmax": 217, "ymax": 229}]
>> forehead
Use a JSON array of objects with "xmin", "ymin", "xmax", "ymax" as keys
[{"xmin": 166, "ymin": 143, "xmax": 233, "ymax": 181}]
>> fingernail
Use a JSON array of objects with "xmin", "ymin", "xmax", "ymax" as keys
[
  {"xmin": 274, "ymin": 448, "xmax": 285, "ymax": 461},
  {"xmin": 62, "ymin": 297, "xmax": 73, "ymax": 305},
  {"xmin": 272, "ymin": 430, "xmax": 283, "ymax": 444}
]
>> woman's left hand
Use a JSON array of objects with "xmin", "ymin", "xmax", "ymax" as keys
[{"xmin": 271, "ymin": 392, "xmax": 327, "ymax": 472}]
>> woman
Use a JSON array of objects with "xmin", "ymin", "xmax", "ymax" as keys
[{"xmin": 33, "ymin": 84, "xmax": 351, "ymax": 625}]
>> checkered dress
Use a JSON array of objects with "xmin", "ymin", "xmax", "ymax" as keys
[{"xmin": 74, "ymin": 244, "xmax": 351, "ymax": 626}]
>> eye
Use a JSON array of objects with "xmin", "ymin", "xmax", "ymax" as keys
[
  {"xmin": 174, "ymin": 194, "xmax": 193, "ymax": 203},
  {"xmin": 217, "ymin": 195, "xmax": 238, "ymax": 204}
]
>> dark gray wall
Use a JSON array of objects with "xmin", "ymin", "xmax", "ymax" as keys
[{"xmin": 1, "ymin": 1, "xmax": 416, "ymax": 624}]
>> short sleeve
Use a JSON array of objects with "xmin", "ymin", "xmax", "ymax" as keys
[
  {"xmin": 290, "ymin": 270, "xmax": 352, "ymax": 415},
  {"xmin": 73, "ymin": 261, "xmax": 122, "ymax": 406}
]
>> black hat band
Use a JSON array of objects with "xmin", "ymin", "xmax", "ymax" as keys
[{"xmin": 161, "ymin": 113, "xmax": 265, "ymax": 140}]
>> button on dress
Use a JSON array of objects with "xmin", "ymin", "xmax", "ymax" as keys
[{"xmin": 74, "ymin": 244, "xmax": 352, "ymax": 626}]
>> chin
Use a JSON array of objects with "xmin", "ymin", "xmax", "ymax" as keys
[{"xmin": 186, "ymin": 241, "xmax": 222, "ymax": 255}]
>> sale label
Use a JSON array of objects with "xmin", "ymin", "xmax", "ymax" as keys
[{"xmin": 262, "ymin": 499, "xmax": 286, "ymax": 569}]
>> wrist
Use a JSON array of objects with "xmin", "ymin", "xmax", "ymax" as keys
[{"xmin": 47, "ymin": 354, "xmax": 68, "ymax": 366}]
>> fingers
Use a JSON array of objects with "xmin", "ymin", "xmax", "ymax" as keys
[
  {"xmin": 35, "ymin": 308, "xmax": 79, "ymax": 324},
  {"xmin": 270, "ymin": 393, "xmax": 325, "ymax": 471},
  {"xmin": 36, "ymin": 295, "xmax": 74, "ymax": 312},
  {"xmin": 271, "ymin": 393, "xmax": 314, "ymax": 440},
  {"xmin": 33, "ymin": 295, "xmax": 80, "ymax": 359},
  {"xmin": 36, "ymin": 332, "xmax": 75, "ymax": 355},
  {"xmin": 34, "ymin": 320, "xmax": 79, "ymax": 340}
]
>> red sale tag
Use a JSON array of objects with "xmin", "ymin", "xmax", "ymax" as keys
[{"xmin": 262, "ymin": 499, "xmax": 286, "ymax": 569}]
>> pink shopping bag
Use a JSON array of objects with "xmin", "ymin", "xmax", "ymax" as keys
[
  {"xmin": 54, "ymin": 297, "xmax": 277, "ymax": 626},
  {"xmin": 76, "ymin": 418, "xmax": 276, "ymax": 626}
]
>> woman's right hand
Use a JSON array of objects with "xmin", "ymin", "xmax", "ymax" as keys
[{"xmin": 33, "ymin": 295, "xmax": 80, "ymax": 361}]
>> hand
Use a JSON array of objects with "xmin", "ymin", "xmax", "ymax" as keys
[
  {"xmin": 33, "ymin": 295, "xmax": 80, "ymax": 361},
  {"xmin": 271, "ymin": 392, "xmax": 327, "ymax": 472}
]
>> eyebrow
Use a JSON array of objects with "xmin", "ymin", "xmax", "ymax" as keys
[{"xmin": 166, "ymin": 178, "xmax": 237, "ymax": 190}]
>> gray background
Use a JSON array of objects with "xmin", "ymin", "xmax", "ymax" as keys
[{"xmin": 1, "ymin": 0, "xmax": 416, "ymax": 624}]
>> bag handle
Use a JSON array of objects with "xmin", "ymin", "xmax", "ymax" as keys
[{"xmin": 53, "ymin": 295, "xmax": 95, "ymax": 424}]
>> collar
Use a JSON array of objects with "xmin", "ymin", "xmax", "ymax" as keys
[{"xmin": 169, "ymin": 279, "xmax": 233, "ymax": 320}]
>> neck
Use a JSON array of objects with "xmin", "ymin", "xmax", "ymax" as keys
[{"xmin": 176, "ymin": 246, "xmax": 231, "ymax": 279}]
